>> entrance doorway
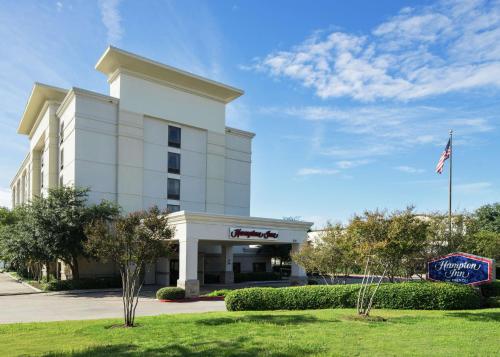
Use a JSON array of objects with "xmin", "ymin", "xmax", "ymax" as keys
[{"xmin": 169, "ymin": 259, "xmax": 179, "ymax": 286}]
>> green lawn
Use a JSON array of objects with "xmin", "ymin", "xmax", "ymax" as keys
[{"xmin": 1, "ymin": 308, "xmax": 499, "ymax": 356}]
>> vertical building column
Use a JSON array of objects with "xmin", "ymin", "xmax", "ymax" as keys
[
  {"xmin": 177, "ymin": 238, "xmax": 199, "ymax": 297},
  {"xmin": 47, "ymin": 106, "xmax": 60, "ymax": 189},
  {"xmin": 290, "ymin": 243, "xmax": 308, "ymax": 285},
  {"xmin": 221, "ymin": 244, "xmax": 234, "ymax": 284},
  {"xmin": 31, "ymin": 150, "xmax": 41, "ymax": 197},
  {"xmin": 16, "ymin": 181, "xmax": 21, "ymax": 206},
  {"xmin": 20, "ymin": 174, "xmax": 25, "ymax": 204},
  {"xmin": 11, "ymin": 187, "xmax": 16, "ymax": 208}
]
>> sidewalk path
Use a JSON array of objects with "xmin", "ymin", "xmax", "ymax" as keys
[
  {"xmin": 0, "ymin": 272, "xmax": 39, "ymax": 296},
  {"xmin": 0, "ymin": 290, "xmax": 226, "ymax": 324}
]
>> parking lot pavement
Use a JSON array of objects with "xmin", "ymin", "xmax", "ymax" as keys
[
  {"xmin": 0, "ymin": 272, "xmax": 40, "ymax": 296},
  {"xmin": 0, "ymin": 290, "xmax": 226, "ymax": 324}
]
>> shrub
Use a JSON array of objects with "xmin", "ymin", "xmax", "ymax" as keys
[
  {"xmin": 234, "ymin": 272, "xmax": 281, "ymax": 283},
  {"xmin": 225, "ymin": 282, "xmax": 482, "ymax": 311},
  {"xmin": 43, "ymin": 277, "xmax": 121, "ymax": 291},
  {"xmin": 205, "ymin": 289, "xmax": 233, "ymax": 297},
  {"xmin": 156, "ymin": 287, "xmax": 185, "ymax": 300},
  {"xmin": 480, "ymin": 281, "xmax": 500, "ymax": 297},
  {"xmin": 483, "ymin": 296, "xmax": 500, "ymax": 308}
]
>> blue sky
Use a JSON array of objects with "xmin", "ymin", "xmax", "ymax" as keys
[{"xmin": 1, "ymin": 0, "xmax": 499, "ymax": 227}]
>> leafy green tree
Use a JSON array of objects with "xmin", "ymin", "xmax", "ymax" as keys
[
  {"xmin": 0, "ymin": 207, "xmax": 16, "ymax": 227},
  {"xmin": 475, "ymin": 203, "xmax": 500, "ymax": 233},
  {"xmin": 292, "ymin": 224, "xmax": 359, "ymax": 283},
  {"xmin": 0, "ymin": 206, "xmax": 53, "ymax": 280},
  {"xmin": 85, "ymin": 206, "xmax": 174, "ymax": 327},
  {"xmin": 29, "ymin": 187, "xmax": 119, "ymax": 280}
]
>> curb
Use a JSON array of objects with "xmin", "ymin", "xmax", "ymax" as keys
[
  {"xmin": 158, "ymin": 296, "xmax": 225, "ymax": 303},
  {"xmin": 45, "ymin": 288, "xmax": 123, "ymax": 296}
]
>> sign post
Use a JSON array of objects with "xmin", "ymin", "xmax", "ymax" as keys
[{"xmin": 427, "ymin": 252, "xmax": 495, "ymax": 286}]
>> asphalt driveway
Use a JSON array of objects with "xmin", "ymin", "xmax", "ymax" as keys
[{"xmin": 0, "ymin": 289, "xmax": 226, "ymax": 324}]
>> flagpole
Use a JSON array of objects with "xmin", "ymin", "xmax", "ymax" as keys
[{"xmin": 448, "ymin": 129, "xmax": 453, "ymax": 239}]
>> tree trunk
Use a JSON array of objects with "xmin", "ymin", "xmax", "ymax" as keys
[
  {"xmin": 45, "ymin": 261, "xmax": 51, "ymax": 282},
  {"xmin": 71, "ymin": 255, "xmax": 80, "ymax": 280}
]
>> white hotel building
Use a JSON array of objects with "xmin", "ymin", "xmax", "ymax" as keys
[{"xmin": 10, "ymin": 47, "xmax": 311, "ymax": 296}]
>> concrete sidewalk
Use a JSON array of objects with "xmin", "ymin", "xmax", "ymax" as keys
[
  {"xmin": 0, "ymin": 290, "xmax": 226, "ymax": 324},
  {"xmin": 0, "ymin": 272, "xmax": 40, "ymax": 296}
]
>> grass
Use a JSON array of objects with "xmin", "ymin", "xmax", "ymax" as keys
[{"xmin": 0, "ymin": 308, "xmax": 499, "ymax": 356}]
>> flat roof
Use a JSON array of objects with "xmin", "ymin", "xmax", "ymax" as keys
[
  {"xmin": 95, "ymin": 46, "xmax": 244, "ymax": 103},
  {"xmin": 17, "ymin": 83, "xmax": 68, "ymax": 135}
]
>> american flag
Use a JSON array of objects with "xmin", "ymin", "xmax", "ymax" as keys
[{"xmin": 435, "ymin": 139, "xmax": 451, "ymax": 174}]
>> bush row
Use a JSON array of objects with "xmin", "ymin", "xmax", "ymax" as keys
[
  {"xmin": 42, "ymin": 277, "xmax": 122, "ymax": 291},
  {"xmin": 204, "ymin": 289, "xmax": 233, "ymax": 297},
  {"xmin": 480, "ymin": 281, "xmax": 500, "ymax": 297},
  {"xmin": 156, "ymin": 287, "xmax": 185, "ymax": 300},
  {"xmin": 225, "ymin": 282, "xmax": 482, "ymax": 311}
]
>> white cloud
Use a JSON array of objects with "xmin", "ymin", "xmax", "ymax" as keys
[
  {"xmin": 297, "ymin": 168, "xmax": 340, "ymax": 176},
  {"xmin": 395, "ymin": 166, "xmax": 425, "ymax": 174},
  {"xmin": 98, "ymin": 0, "xmax": 123, "ymax": 44},
  {"xmin": 56, "ymin": 1, "xmax": 63, "ymax": 12},
  {"xmin": 455, "ymin": 182, "xmax": 493, "ymax": 194},
  {"xmin": 266, "ymin": 104, "xmax": 493, "ymax": 159},
  {"xmin": 336, "ymin": 160, "xmax": 370, "ymax": 169},
  {"xmin": 0, "ymin": 187, "xmax": 11, "ymax": 208},
  {"xmin": 248, "ymin": 0, "xmax": 500, "ymax": 101}
]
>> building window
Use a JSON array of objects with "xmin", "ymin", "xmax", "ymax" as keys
[
  {"xmin": 40, "ymin": 154, "xmax": 44, "ymax": 168},
  {"xmin": 168, "ymin": 126, "xmax": 181, "ymax": 148},
  {"xmin": 60, "ymin": 149, "xmax": 64, "ymax": 170},
  {"xmin": 167, "ymin": 204, "xmax": 180, "ymax": 213},
  {"xmin": 40, "ymin": 172, "xmax": 44, "ymax": 189},
  {"xmin": 253, "ymin": 262, "xmax": 267, "ymax": 273},
  {"xmin": 60, "ymin": 122, "xmax": 64, "ymax": 144},
  {"xmin": 233, "ymin": 262, "xmax": 241, "ymax": 274},
  {"xmin": 167, "ymin": 178, "xmax": 180, "ymax": 200},
  {"xmin": 168, "ymin": 152, "xmax": 180, "ymax": 174}
]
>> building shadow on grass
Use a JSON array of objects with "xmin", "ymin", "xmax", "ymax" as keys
[
  {"xmin": 41, "ymin": 336, "xmax": 323, "ymax": 356},
  {"xmin": 195, "ymin": 313, "xmax": 336, "ymax": 326},
  {"xmin": 444, "ymin": 311, "xmax": 500, "ymax": 322}
]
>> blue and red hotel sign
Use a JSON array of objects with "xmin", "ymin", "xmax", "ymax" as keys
[{"xmin": 428, "ymin": 252, "xmax": 496, "ymax": 286}]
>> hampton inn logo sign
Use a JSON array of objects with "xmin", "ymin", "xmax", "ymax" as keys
[
  {"xmin": 427, "ymin": 252, "xmax": 495, "ymax": 286},
  {"xmin": 229, "ymin": 227, "xmax": 279, "ymax": 240}
]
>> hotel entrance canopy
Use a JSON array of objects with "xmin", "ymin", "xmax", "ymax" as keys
[{"xmin": 166, "ymin": 211, "xmax": 313, "ymax": 296}]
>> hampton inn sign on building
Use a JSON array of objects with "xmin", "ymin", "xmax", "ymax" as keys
[{"xmin": 10, "ymin": 46, "xmax": 311, "ymax": 297}]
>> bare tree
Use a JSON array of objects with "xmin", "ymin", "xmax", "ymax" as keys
[
  {"xmin": 85, "ymin": 206, "xmax": 174, "ymax": 327},
  {"xmin": 356, "ymin": 257, "xmax": 387, "ymax": 316}
]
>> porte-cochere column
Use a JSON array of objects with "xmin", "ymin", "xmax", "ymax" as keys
[{"xmin": 177, "ymin": 238, "xmax": 199, "ymax": 297}]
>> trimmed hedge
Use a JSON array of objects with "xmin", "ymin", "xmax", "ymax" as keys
[
  {"xmin": 204, "ymin": 289, "xmax": 233, "ymax": 298},
  {"xmin": 156, "ymin": 287, "xmax": 185, "ymax": 300},
  {"xmin": 43, "ymin": 277, "xmax": 121, "ymax": 291},
  {"xmin": 225, "ymin": 282, "xmax": 482, "ymax": 311},
  {"xmin": 480, "ymin": 281, "xmax": 500, "ymax": 297},
  {"xmin": 234, "ymin": 272, "xmax": 281, "ymax": 283}
]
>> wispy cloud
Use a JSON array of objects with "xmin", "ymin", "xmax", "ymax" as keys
[
  {"xmin": 455, "ymin": 181, "xmax": 493, "ymax": 194},
  {"xmin": 246, "ymin": 0, "xmax": 500, "ymax": 101},
  {"xmin": 297, "ymin": 168, "xmax": 340, "ymax": 176},
  {"xmin": 395, "ymin": 165, "xmax": 425, "ymax": 174},
  {"xmin": 265, "ymin": 104, "xmax": 494, "ymax": 159},
  {"xmin": 98, "ymin": 0, "xmax": 123, "ymax": 44},
  {"xmin": 336, "ymin": 160, "xmax": 370, "ymax": 169}
]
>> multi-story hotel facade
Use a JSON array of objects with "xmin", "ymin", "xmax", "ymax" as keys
[{"xmin": 10, "ymin": 47, "xmax": 311, "ymax": 296}]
